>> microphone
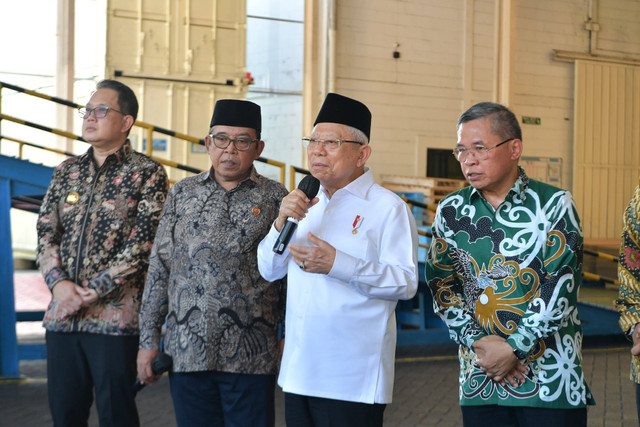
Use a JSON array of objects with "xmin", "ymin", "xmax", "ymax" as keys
[
  {"xmin": 273, "ymin": 175, "xmax": 320, "ymax": 254},
  {"xmin": 132, "ymin": 352, "xmax": 173, "ymax": 396}
]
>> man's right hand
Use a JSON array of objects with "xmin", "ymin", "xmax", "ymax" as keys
[
  {"xmin": 631, "ymin": 323, "xmax": 640, "ymax": 356},
  {"xmin": 137, "ymin": 349, "xmax": 161, "ymax": 385},
  {"xmin": 274, "ymin": 189, "xmax": 319, "ymax": 232},
  {"xmin": 51, "ymin": 280, "xmax": 85, "ymax": 319}
]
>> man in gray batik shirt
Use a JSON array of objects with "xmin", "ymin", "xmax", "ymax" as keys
[{"xmin": 137, "ymin": 99, "xmax": 288, "ymax": 427}]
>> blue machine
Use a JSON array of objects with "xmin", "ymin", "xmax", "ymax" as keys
[{"xmin": 0, "ymin": 154, "xmax": 52, "ymax": 378}]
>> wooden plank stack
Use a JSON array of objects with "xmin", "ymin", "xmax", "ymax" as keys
[
  {"xmin": 381, "ymin": 175, "xmax": 468, "ymax": 203},
  {"xmin": 381, "ymin": 175, "xmax": 468, "ymax": 224}
]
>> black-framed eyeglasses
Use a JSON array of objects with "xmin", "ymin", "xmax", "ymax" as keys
[
  {"xmin": 78, "ymin": 106, "xmax": 125, "ymax": 119},
  {"xmin": 208, "ymin": 133, "xmax": 258, "ymax": 151},
  {"xmin": 452, "ymin": 138, "xmax": 514, "ymax": 161},
  {"xmin": 301, "ymin": 137, "xmax": 363, "ymax": 151}
]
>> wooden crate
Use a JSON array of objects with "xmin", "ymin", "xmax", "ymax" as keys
[
  {"xmin": 383, "ymin": 183, "xmax": 436, "ymax": 202},
  {"xmin": 381, "ymin": 175, "xmax": 467, "ymax": 191},
  {"xmin": 381, "ymin": 175, "xmax": 468, "ymax": 203}
]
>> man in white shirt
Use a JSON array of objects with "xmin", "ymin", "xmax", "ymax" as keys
[{"xmin": 257, "ymin": 93, "xmax": 418, "ymax": 426}]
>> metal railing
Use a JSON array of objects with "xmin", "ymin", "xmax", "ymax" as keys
[
  {"xmin": 0, "ymin": 81, "xmax": 286, "ymax": 184},
  {"xmin": 0, "ymin": 112, "xmax": 202, "ymax": 177}
]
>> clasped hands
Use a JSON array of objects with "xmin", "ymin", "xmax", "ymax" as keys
[
  {"xmin": 473, "ymin": 335, "xmax": 529, "ymax": 388},
  {"xmin": 51, "ymin": 279, "xmax": 99, "ymax": 320},
  {"xmin": 276, "ymin": 188, "xmax": 336, "ymax": 275}
]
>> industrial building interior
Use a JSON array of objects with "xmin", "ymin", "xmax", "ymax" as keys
[{"xmin": 0, "ymin": 0, "xmax": 639, "ymax": 425}]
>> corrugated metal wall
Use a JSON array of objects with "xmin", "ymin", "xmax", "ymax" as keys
[{"xmin": 573, "ymin": 60, "xmax": 640, "ymax": 239}]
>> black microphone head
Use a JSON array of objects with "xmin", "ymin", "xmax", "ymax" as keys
[
  {"xmin": 151, "ymin": 353, "xmax": 173, "ymax": 375},
  {"xmin": 298, "ymin": 175, "xmax": 320, "ymax": 199}
]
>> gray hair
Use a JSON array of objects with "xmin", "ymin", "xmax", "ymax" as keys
[
  {"xmin": 457, "ymin": 102, "xmax": 522, "ymax": 142},
  {"xmin": 344, "ymin": 125, "xmax": 369, "ymax": 145}
]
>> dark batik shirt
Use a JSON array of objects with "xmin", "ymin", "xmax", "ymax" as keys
[
  {"xmin": 425, "ymin": 167, "xmax": 594, "ymax": 408},
  {"xmin": 36, "ymin": 140, "xmax": 169, "ymax": 335},
  {"xmin": 139, "ymin": 167, "xmax": 288, "ymax": 375}
]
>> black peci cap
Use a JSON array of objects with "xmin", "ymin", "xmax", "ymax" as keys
[
  {"xmin": 210, "ymin": 99, "xmax": 261, "ymax": 133},
  {"xmin": 313, "ymin": 93, "xmax": 371, "ymax": 140}
]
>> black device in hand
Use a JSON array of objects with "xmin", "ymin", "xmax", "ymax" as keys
[
  {"xmin": 132, "ymin": 352, "xmax": 173, "ymax": 396},
  {"xmin": 273, "ymin": 175, "xmax": 320, "ymax": 254}
]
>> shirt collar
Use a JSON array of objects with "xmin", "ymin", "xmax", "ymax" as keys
[
  {"xmin": 201, "ymin": 165, "xmax": 260, "ymax": 189},
  {"xmin": 320, "ymin": 167, "xmax": 374, "ymax": 200},
  {"xmin": 469, "ymin": 166, "xmax": 529, "ymax": 203},
  {"xmin": 83, "ymin": 139, "xmax": 133, "ymax": 165}
]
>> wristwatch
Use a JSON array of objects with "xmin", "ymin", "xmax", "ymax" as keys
[{"xmin": 512, "ymin": 347, "xmax": 528, "ymax": 361}]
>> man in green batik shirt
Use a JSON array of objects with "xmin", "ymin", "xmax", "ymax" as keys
[{"xmin": 425, "ymin": 102, "xmax": 594, "ymax": 427}]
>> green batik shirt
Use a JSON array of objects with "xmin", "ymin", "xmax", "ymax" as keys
[{"xmin": 425, "ymin": 167, "xmax": 594, "ymax": 408}]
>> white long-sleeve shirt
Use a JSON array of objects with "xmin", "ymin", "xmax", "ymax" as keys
[{"xmin": 257, "ymin": 168, "xmax": 418, "ymax": 404}]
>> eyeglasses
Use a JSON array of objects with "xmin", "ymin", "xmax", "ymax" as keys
[
  {"xmin": 301, "ymin": 137, "xmax": 363, "ymax": 151},
  {"xmin": 452, "ymin": 138, "xmax": 514, "ymax": 161},
  {"xmin": 208, "ymin": 133, "xmax": 258, "ymax": 151},
  {"xmin": 78, "ymin": 106, "xmax": 125, "ymax": 119}
]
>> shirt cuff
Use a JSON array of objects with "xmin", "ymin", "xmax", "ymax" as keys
[
  {"xmin": 327, "ymin": 249, "xmax": 357, "ymax": 284},
  {"xmin": 505, "ymin": 333, "xmax": 534, "ymax": 356},
  {"xmin": 265, "ymin": 221, "xmax": 285, "ymax": 253},
  {"xmin": 138, "ymin": 333, "xmax": 162, "ymax": 351},
  {"xmin": 462, "ymin": 327, "xmax": 487, "ymax": 349},
  {"xmin": 89, "ymin": 270, "xmax": 114, "ymax": 297},
  {"xmin": 44, "ymin": 267, "xmax": 70, "ymax": 290}
]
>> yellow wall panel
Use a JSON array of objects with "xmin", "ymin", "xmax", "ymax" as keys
[
  {"xmin": 106, "ymin": 0, "xmax": 248, "ymax": 174},
  {"xmin": 574, "ymin": 60, "xmax": 640, "ymax": 239}
]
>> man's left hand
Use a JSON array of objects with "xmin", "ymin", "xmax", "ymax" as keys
[
  {"xmin": 288, "ymin": 232, "xmax": 336, "ymax": 275},
  {"xmin": 473, "ymin": 335, "xmax": 525, "ymax": 386},
  {"xmin": 137, "ymin": 349, "xmax": 161, "ymax": 385}
]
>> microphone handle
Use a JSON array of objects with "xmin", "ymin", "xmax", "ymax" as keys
[
  {"xmin": 132, "ymin": 353, "xmax": 172, "ymax": 397},
  {"xmin": 132, "ymin": 379, "xmax": 145, "ymax": 395},
  {"xmin": 273, "ymin": 217, "xmax": 299, "ymax": 254}
]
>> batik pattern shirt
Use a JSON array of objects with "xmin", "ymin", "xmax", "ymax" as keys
[
  {"xmin": 139, "ymin": 167, "xmax": 288, "ymax": 375},
  {"xmin": 616, "ymin": 183, "xmax": 640, "ymax": 383},
  {"xmin": 425, "ymin": 167, "xmax": 594, "ymax": 408},
  {"xmin": 36, "ymin": 140, "xmax": 169, "ymax": 335}
]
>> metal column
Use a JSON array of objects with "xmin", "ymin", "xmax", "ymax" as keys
[{"xmin": 0, "ymin": 178, "xmax": 19, "ymax": 378}]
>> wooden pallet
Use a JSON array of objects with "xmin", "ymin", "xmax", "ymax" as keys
[
  {"xmin": 382, "ymin": 183, "xmax": 437, "ymax": 202},
  {"xmin": 381, "ymin": 175, "xmax": 467, "ymax": 192},
  {"xmin": 381, "ymin": 175, "xmax": 468, "ymax": 203}
]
